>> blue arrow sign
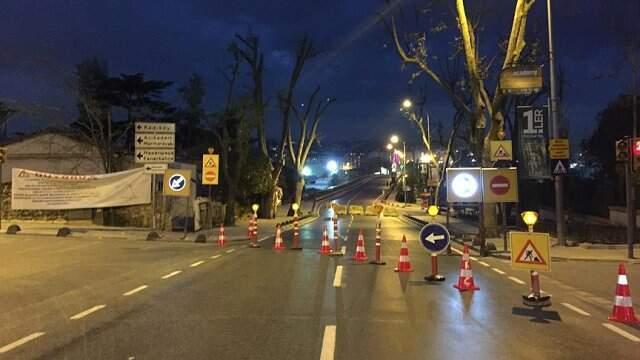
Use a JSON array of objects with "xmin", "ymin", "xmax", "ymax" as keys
[{"xmin": 419, "ymin": 223, "xmax": 451, "ymax": 254}]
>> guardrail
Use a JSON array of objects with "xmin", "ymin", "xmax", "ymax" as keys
[{"xmin": 310, "ymin": 175, "xmax": 376, "ymax": 213}]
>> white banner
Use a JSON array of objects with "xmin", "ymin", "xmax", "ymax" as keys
[{"xmin": 11, "ymin": 168, "xmax": 151, "ymax": 210}]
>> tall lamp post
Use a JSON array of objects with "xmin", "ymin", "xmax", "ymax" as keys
[{"xmin": 390, "ymin": 135, "xmax": 407, "ymax": 206}]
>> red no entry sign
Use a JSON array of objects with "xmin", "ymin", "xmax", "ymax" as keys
[
  {"xmin": 490, "ymin": 175, "xmax": 510, "ymax": 195},
  {"xmin": 205, "ymin": 171, "xmax": 217, "ymax": 183}
]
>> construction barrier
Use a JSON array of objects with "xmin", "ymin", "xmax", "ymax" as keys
[
  {"xmin": 348, "ymin": 205, "xmax": 364, "ymax": 216},
  {"xmin": 365, "ymin": 204, "xmax": 384, "ymax": 216},
  {"xmin": 332, "ymin": 203, "xmax": 348, "ymax": 215},
  {"xmin": 383, "ymin": 206, "xmax": 399, "ymax": 217}
]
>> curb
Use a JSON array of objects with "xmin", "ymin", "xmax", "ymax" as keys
[{"xmin": 401, "ymin": 213, "xmax": 640, "ymax": 264}]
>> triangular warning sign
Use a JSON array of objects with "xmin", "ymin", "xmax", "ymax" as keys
[
  {"xmin": 553, "ymin": 160, "xmax": 567, "ymax": 175},
  {"xmin": 515, "ymin": 240, "xmax": 547, "ymax": 265},
  {"xmin": 494, "ymin": 144, "xmax": 510, "ymax": 159},
  {"xmin": 205, "ymin": 159, "xmax": 215, "ymax": 167}
]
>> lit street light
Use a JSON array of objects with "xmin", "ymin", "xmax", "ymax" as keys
[
  {"xmin": 390, "ymin": 135, "xmax": 407, "ymax": 207},
  {"xmin": 386, "ymin": 143, "xmax": 393, "ymax": 151},
  {"xmin": 402, "ymin": 99, "xmax": 412, "ymax": 109},
  {"xmin": 390, "ymin": 135, "xmax": 399, "ymax": 145}
]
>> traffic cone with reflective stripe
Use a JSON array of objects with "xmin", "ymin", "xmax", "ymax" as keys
[
  {"xmin": 319, "ymin": 226, "xmax": 331, "ymax": 255},
  {"xmin": 394, "ymin": 235, "xmax": 413, "ymax": 272},
  {"xmin": 453, "ymin": 245, "xmax": 479, "ymax": 291},
  {"xmin": 352, "ymin": 230, "xmax": 368, "ymax": 262},
  {"xmin": 217, "ymin": 224, "xmax": 226, "ymax": 247},
  {"xmin": 273, "ymin": 224, "xmax": 285, "ymax": 251},
  {"xmin": 608, "ymin": 263, "xmax": 639, "ymax": 324}
]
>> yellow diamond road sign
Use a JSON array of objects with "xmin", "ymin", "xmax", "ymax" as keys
[
  {"xmin": 509, "ymin": 232, "xmax": 551, "ymax": 271},
  {"xmin": 202, "ymin": 154, "xmax": 219, "ymax": 185},
  {"xmin": 163, "ymin": 169, "xmax": 191, "ymax": 197},
  {"xmin": 490, "ymin": 140, "xmax": 513, "ymax": 161},
  {"xmin": 548, "ymin": 139, "xmax": 570, "ymax": 160}
]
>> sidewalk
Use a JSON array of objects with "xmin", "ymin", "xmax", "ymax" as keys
[{"xmin": 388, "ymin": 200, "xmax": 640, "ymax": 264}]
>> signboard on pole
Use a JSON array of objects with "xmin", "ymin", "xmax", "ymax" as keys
[
  {"xmin": 548, "ymin": 139, "xmax": 570, "ymax": 160},
  {"xmin": 446, "ymin": 168, "xmax": 482, "ymax": 203},
  {"xmin": 509, "ymin": 232, "xmax": 551, "ymax": 272},
  {"xmin": 135, "ymin": 133, "xmax": 175, "ymax": 149},
  {"xmin": 517, "ymin": 106, "xmax": 550, "ymax": 179},
  {"xmin": 163, "ymin": 169, "xmax": 191, "ymax": 197},
  {"xmin": 144, "ymin": 163, "xmax": 169, "ymax": 174},
  {"xmin": 419, "ymin": 223, "xmax": 451, "ymax": 254},
  {"xmin": 135, "ymin": 122, "xmax": 175, "ymax": 134},
  {"xmin": 135, "ymin": 149, "xmax": 175, "ymax": 163},
  {"xmin": 551, "ymin": 159, "xmax": 569, "ymax": 176},
  {"xmin": 134, "ymin": 122, "xmax": 176, "ymax": 164},
  {"xmin": 482, "ymin": 168, "xmax": 519, "ymax": 203},
  {"xmin": 499, "ymin": 66, "xmax": 543, "ymax": 95},
  {"xmin": 202, "ymin": 154, "xmax": 220, "ymax": 185},
  {"xmin": 490, "ymin": 140, "xmax": 513, "ymax": 161}
]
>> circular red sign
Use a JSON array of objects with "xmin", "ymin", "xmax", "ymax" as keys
[
  {"xmin": 490, "ymin": 175, "xmax": 510, "ymax": 195},
  {"xmin": 205, "ymin": 171, "xmax": 217, "ymax": 182}
]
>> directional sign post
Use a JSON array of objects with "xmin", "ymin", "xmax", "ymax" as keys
[
  {"xmin": 144, "ymin": 163, "xmax": 168, "ymax": 174},
  {"xmin": 420, "ymin": 223, "xmax": 451, "ymax": 282}
]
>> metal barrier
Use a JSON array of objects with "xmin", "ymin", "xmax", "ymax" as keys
[{"xmin": 348, "ymin": 205, "xmax": 364, "ymax": 216}]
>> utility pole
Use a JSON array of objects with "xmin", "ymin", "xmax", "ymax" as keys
[
  {"xmin": 630, "ymin": 62, "xmax": 638, "ymax": 259},
  {"xmin": 547, "ymin": 0, "xmax": 565, "ymax": 246},
  {"xmin": 403, "ymin": 141, "xmax": 408, "ymax": 207}
]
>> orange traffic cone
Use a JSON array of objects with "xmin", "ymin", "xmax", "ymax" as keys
[
  {"xmin": 608, "ymin": 263, "xmax": 639, "ymax": 324},
  {"xmin": 217, "ymin": 224, "xmax": 226, "ymax": 247},
  {"xmin": 394, "ymin": 235, "xmax": 413, "ymax": 272},
  {"xmin": 454, "ymin": 245, "xmax": 479, "ymax": 291},
  {"xmin": 319, "ymin": 226, "xmax": 331, "ymax": 255},
  {"xmin": 352, "ymin": 230, "xmax": 368, "ymax": 262},
  {"xmin": 273, "ymin": 224, "xmax": 285, "ymax": 250}
]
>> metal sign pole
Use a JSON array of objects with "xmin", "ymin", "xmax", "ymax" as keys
[
  {"xmin": 183, "ymin": 196, "xmax": 190, "ymax": 239},
  {"xmin": 151, "ymin": 174, "xmax": 156, "ymax": 230}
]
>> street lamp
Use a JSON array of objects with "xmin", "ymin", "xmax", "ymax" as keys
[
  {"xmin": 390, "ymin": 135, "xmax": 407, "ymax": 207},
  {"xmin": 386, "ymin": 143, "xmax": 393, "ymax": 151},
  {"xmin": 390, "ymin": 135, "xmax": 399, "ymax": 145},
  {"xmin": 292, "ymin": 203, "xmax": 299, "ymax": 217},
  {"xmin": 402, "ymin": 99, "xmax": 413, "ymax": 109}
]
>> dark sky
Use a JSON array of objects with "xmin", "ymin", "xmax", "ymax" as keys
[{"xmin": 1, "ymin": 0, "xmax": 638, "ymax": 146}]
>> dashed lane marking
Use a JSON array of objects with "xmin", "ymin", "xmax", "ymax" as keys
[
  {"xmin": 123, "ymin": 285, "xmax": 148, "ymax": 297},
  {"xmin": 0, "ymin": 332, "xmax": 46, "ymax": 354},
  {"xmin": 226, "ymin": 249, "xmax": 235, "ymax": 254},
  {"xmin": 602, "ymin": 323, "xmax": 640, "ymax": 343},
  {"xmin": 190, "ymin": 260, "xmax": 205, "ymax": 267},
  {"xmin": 451, "ymin": 247, "xmax": 463, "ymax": 255},
  {"xmin": 319, "ymin": 325, "xmax": 337, "ymax": 360},
  {"xmin": 210, "ymin": 254, "xmax": 222, "ymax": 259},
  {"xmin": 508, "ymin": 276, "xmax": 526, "ymax": 285},
  {"xmin": 162, "ymin": 270, "xmax": 182, "ymax": 279},
  {"xmin": 492, "ymin": 268, "xmax": 506, "ymax": 275},
  {"xmin": 478, "ymin": 261, "xmax": 491, "ymax": 267},
  {"xmin": 333, "ymin": 266, "xmax": 343, "ymax": 288},
  {"xmin": 470, "ymin": 256, "xmax": 479, "ymax": 261},
  {"xmin": 561, "ymin": 302, "xmax": 591, "ymax": 316},
  {"xmin": 69, "ymin": 305, "xmax": 106, "ymax": 320}
]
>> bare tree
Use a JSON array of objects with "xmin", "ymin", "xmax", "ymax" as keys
[{"xmin": 287, "ymin": 87, "xmax": 335, "ymax": 207}]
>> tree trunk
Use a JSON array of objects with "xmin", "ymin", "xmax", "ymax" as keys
[
  {"xmin": 261, "ymin": 187, "xmax": 277, "ymax": 219},
  {"xmin": 224, "ymin": 185, "xmax": 237, "ymax": 226},
  {"xmin": 288, "ymin": 176, "xmax": 305, "ymax": 216}
]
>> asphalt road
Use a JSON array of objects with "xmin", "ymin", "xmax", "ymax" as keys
[{"xmin": 1, "ymin": 176, "xmax": 639, "ymax": 359}]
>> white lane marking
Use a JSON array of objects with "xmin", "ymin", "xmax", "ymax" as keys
[
  {"xmin": 602, "ymin": 323, "xmax": 640, "ymax": 342},
  {"xmin": 226, "ymin": 249, "xmax": 235, "ymax": 254},
  {"xmin": 508, "ymin": 276, "xmax": 526, "ymax": 285},
  {"xmin": 69, "ymin": 305, "xmax": 106, "ymax": 320},
  {"xmin": 320, "ymin": 325, "xmax": 337, "ymax": 360},
  {"xmin": 162, "ymin": 270, "xmax": 182, "ymax": 279},
  {"xmin": 333, "ymin": 266, "xmax": 344, "ymax": 288},
  {"xmin": 561, "ymin": 302, "xmax": 591, "ymax": 316},
  {"xmin": 478, "ymin": 261, "xmax": 491, "ymax": 267},
  {"xmin": 210, "ymin": 254, "xmax": 222, "ymax": 259},
  {"xmin": 451, "ymin": 247, "xmax": 463, "ymax": 255},
  {"xmin": 341, "ymin": 246, "xmax": 346, "ymax": 255},
  {"xmin": 123, "ymin": 285, "xmax": 148, "ymax": 297},
  {"xmin": 190, "ymin": 260, "xmax": 205, "ymax": 267},
  {"xmin": 0, "ymin": 332, "xmax": 46, "ymax": 354},
  {"xmin": 470, "ymin": 256, "xmax": 478, "ymax": 261},
  {"xmin": 491, "ymin": 268, "xmax": 506, "ymax": 275}
]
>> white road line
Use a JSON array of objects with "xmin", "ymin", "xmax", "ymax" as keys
[
  {"xmin": 333, "ymin": 266, "xmax": 343, "ymax": 288},
  {"xmin": 478, "ymin": 261, "xmax": 491, "ymax": 267},
  {"xmin": 492, "ymin": 268, "xmax": 506, "ymax": 275},
  {"xmin": 451, "ymin": 247, "xmax": 463, "ymax": 255},
  {"xmin": 319, "ymin": 325, "xmax": 337, "ymax": 360},
  {"xmin": 602, "ymin": 323, "xmax": 640, "ymax": 343},
  {"xmin": 341, "ymin": 246, "xmax": 346, "ymax": 255},
  {"xmin": 210, "ymin": 254, "xmax": 222, "ymax": 259},
  {"xmin": 0, "ymin": 332, "xmax": 46, "ymax": 354},
  {"xmin": 162, "ymin": 270, "xmax": 182, "ymax": 279},
  {"xmin": 470, "ymin": 256, "xmax": 478, "ymax": 261},
  {"xmin": 123, "ymin": 285, "xmax": 148, "ymax": 297},
  {"xmin": 561, "ymin": 302, "xmax": 591, "ymax": 316},
  {"xmin": 226, "ymin": 249, "xmax": 235, "ymax": 253},
  {"xmin": 69, "ymin": 305, "xmax": 106, "ymax": 320},
  {"xmin": 508, "ymin": 276, "xmax": 526, "ymax": 285},
  {"xmin": 190, "ymin": 260, "xmax": 205, "ymax": 267}
]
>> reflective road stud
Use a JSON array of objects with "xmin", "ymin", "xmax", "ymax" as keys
[{"xmin": 369, "ymin": 222, "xmax": 386, "ymax": 265}]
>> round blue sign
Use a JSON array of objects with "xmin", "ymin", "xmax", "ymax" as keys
[
  {"xmin": 168, "ymin": 174, "xmax": 186, "ymax": 192},
  {"xmin": 419, "ymin": 223, "xmax": 451, "ymax": 254}
]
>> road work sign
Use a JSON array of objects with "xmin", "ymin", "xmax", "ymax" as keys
[
  {"xmin": 163, "ymin": 169, "xmax": 191, "ymax": 197},
  {"xmin": 482, "ymin": 168, "xmax": 518, "ymax": 203},
  {"xmin": 419, "ymin": 223, "xmax": 450, "ymax": 255},
  {"xmin": 490, "ymin": 140, "xmax": 513, "ymax": 161},
  {"xmin": 548, "ymin": 139, "xmax": 570, "ymax": 160},
  {"xmin": 202, "ymin": 154, "xmax": 220, "ymax": 185},
  {"xmin": 509, "ymin": 232, "xmax": 550, "ymax": 272}
]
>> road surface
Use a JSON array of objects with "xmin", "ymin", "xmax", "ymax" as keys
[{"xmin": 0, "ymin": 176, "xmax": 638, "ymax": 359}]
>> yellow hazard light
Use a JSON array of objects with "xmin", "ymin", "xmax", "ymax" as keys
[
  {"xmin": 521, "ymin": 211, "xmax": 539, "ymax": 232},
  {"xmin": 427, "ymin": 205, "xmax": 439, "ymax": 217}
]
